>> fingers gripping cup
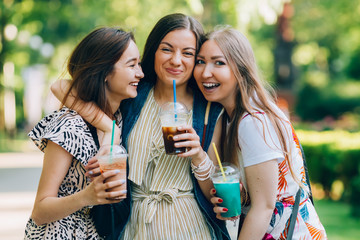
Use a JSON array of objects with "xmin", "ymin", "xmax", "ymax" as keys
[
  {"xmin": 97, "ymin": 144, "xmax": 127, "ymax": 200},
  {"xmin": 211, "ymin": 163, "xmax": 241, "ymax": 218},
  {"xmin": 159, "ymin": 102, "xmax": 190, "ymax": 155}
]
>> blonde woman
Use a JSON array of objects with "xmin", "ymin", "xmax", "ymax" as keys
[{"xmin": 194, "ymin": 27, "xmax": 327, "ymax": 240}]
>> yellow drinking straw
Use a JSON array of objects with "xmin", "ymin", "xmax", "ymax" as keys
[{"xmin": 212, "ymin": 142, "xmax": 227, "ymax": 182}]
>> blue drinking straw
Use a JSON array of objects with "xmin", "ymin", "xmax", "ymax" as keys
[
  {"xmin": 173, "ymin": 79, "xmax": 177, "ymax": 103},
  {"xmin": 110, "ymin": 120, "xmax": 115, "ymax": 163},
  {"xmin": 173, "ymin": 80, "xmax": 177, "ymax": 121}
]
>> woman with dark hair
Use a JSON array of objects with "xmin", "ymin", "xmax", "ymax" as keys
[
  {"xmin": 24, "ymin": 27, "xmax": 143, "ymax": 239},
  {"xmin": 51, "ymin": 13, "xmax": 230, "ymax": 239},
  {"xmin": 194, "ymin": 27, "xmax": 327, "ymax": 239}
]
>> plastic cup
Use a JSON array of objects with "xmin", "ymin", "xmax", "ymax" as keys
[
  {"xmin": 211, "ymin": 163, "xmax": 241, "ymax": 218},
  {"xmin": 97, "ymin": 144, "xmax": 127, "ymax": 200},
  {"xmin": 159, "ymin": 102, "xmax": 190, "ymax": 155}
]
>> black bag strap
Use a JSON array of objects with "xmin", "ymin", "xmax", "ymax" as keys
[
  {"xmin": 300, "ymin": 144, "xmax": 314, "ymax": 204},
  {"xmin": 86, "ymin": 122, "xmax": 100, "ymax": 149},
  {"xmin": 286, "ymin": 188, "xmax": 301, "ymax": 240},
  {"xmin": 287, "ymin": 142, "xmax": 312, "ymax": 239}
]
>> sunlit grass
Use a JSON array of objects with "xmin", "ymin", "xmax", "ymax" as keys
[
  {"xmin": 296, "ymin": 130, "xmax": 360, "ymax": 150},
  {"xmin": 315, "ymin": 199, "xmax": 360, "ymax": 240}
]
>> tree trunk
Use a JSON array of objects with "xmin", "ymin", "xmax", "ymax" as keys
[{"xmin": 274, "ymin": 3, "xmax": 296, "ymax": 114}]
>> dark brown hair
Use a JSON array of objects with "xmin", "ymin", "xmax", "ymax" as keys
[
  {"xmin": 141, "ymin": 13, "xmax": 204, "ymax": 87},
  {"xmin": 63, "ymin": 27, "xmax": 134, "ymax": 119}
]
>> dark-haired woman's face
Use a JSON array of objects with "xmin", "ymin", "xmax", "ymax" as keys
[
  {"xmin": 106, "ymin": 40, "xmax": 144, "ymax": 101},
  {"xmin": 154, "ymin": 29, "xmax": 196, "ymax": 88}
]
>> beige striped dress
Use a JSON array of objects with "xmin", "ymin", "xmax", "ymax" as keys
[{"xmin": 121, "ymin": 89, "xmax": 212, "ymax": 240}]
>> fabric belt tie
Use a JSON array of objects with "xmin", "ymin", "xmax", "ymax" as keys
[{"xmin": 132, "ymin": 187, "xmax": 193, "ymax": 240}]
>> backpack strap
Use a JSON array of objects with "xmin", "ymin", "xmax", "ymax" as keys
[
  {"xmin": 300, "ymin": 144, "xmax": 314, "ymax": 204},
  {"xmin": 286, "ymin": 188, "xmax": 301, "ymax": 240},
  {"xmin": 287, "ymin": 143, "xmax": 313, "ymax": 239}
]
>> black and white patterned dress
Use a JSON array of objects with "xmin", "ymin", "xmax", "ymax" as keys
[{"xmin": 24, "ymin": 107, "xmax": 122, "ymax": 240}]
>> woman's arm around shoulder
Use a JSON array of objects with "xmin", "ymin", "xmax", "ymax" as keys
[{"xmin": 50, "ymin": 79, "xmax": 120, "ymax": 145}]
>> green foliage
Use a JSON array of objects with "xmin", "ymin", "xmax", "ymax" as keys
[
  {"xmin": 291, "ymin": 0, "xmax": 360, "ymax": 121},
  {"xmin": 296, "ymin": 80, "xmax": 360, "ymax": 121},
  {"xmin": 0, "ymin": 131, "xmax": 30, "ymax": 152},
  {"xmin": 297, "ymin": 130, "xmax": 360, "ymax": 217},
  {"xmin": 346, "ymin": 47, "xmax": 360, "ymax": 79},
  {"xmin": 314, "ymin": 199, "xmax": 360, "ymax": 240}
]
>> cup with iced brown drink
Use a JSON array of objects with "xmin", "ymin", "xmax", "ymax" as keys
[
  {"xmin": 159, "ymin": 102, "xmax": 190, "ymax": 155},
  {"xmin": 97, "ymin": 144, "xmax": 127, "ymax": 200}
]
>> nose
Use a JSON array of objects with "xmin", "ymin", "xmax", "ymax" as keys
[
  {"xmin": 202, "ymin": 64, "xmax": 213, "ymax": 78},
  {"xmin": 170, "ymin": 52, "xmax": 181, "ymax": 66},
  {"xmin": 136, "ymin": 65, "xmax": 144, "ymax": 78}
]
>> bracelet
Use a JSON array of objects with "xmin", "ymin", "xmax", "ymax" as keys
[{"xmin": 191, "ymin": 154, "xmax": 215, "ymax": 181}]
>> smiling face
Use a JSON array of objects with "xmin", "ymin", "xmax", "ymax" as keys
[
  {"xmin": 154, "ymin": 29, "xmax": 196, "ymax": 88},
  {"xmin": 194, "ymin": 39, "xmax": 238, "ymax": 112},
  {"xmin": 106, "ymin": 40, "xmax": 144, "ymax": 101}
]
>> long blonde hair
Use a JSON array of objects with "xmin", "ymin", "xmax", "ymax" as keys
[{"xmin": 207, "ymin": 27, "xmax": 304, "ymax": 190}]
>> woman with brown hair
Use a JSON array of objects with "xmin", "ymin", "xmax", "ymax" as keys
[
  {"xmin": 24, "ymin": 27, "xmax": 143, "ymax": 239},
  {"xmin": 51, "ymin": 14, "xmax": 230, "ymax": 239}
]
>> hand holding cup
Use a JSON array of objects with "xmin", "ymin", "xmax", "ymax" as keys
[
  {"xmin": 96, "ymin": 144, "xmax": 127, "ymax": 200},
  {"xmin": 159, "ymin": 102, "xmax": 190, "ymax": 155},
  {"xmin": 210, "ymin": 163, "xmax": 241, "ymax": 219}
]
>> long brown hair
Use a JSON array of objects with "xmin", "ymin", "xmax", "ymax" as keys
[
  {"xmin": 141, "ymin": 13, "xmax": 204, "ymax": 88},
  {"xmin": 63, "ymin": 27, "xmax": 134, "ymax": 119},
  {"xmin": 207, "ymin": 27, "xmax": 303, "ymax": 189}
]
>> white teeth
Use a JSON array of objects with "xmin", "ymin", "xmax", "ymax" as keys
[
  {"xmin": 203, "ymin": 83, "xmax": 219, "ymax": 88},
  {"xmin": 130, "ymin": 82, "xmax": 138, "ymax": 86}
]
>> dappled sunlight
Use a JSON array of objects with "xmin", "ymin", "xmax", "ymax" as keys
[
  {"xmin": 4, "ymin": 24, "xmax": 18, "ymax": 41},
  {"xmin": 293, "ymin": 43, "xmax": 319, "ymax": 66},
  {"xmin": 297, "ymin": 130, "xmax": 360, "ymax": 150},
  {"xmin": 311, "ymin": 180, "xmax": 345, "ymax": 201},
  {"xmin": 331, "ymin": 180, "xmax": 344, "ymax": 201},
  {"xmin": 311, "ymin": 183, "xmax": 326, "ymax": 200},
  {"xmin": 304, "ymin": 71, "xmax": 329, "ymax": 88},
  {"xmin": 333, "ymin": 82, "xmax": 360, "ymax": 98}
]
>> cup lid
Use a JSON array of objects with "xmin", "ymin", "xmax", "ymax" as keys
[
  {"xmin": 213, "ymin": 163, "xmax": 239, "ymax": 176},
  {"xmin": 98, "ymin": 144, "xmax": 127, "ymax": 156},
  {"xmin": 160, "ymin": 102, "xmax": 189, "ymax": 115}
]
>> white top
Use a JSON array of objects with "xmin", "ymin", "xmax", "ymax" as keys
[
  {"xmin": 237, "ymin": 111, "xmax": 285, "ymax": 167},
  {"xmin": 233, "ymin": 100, "xmax": 327, "ymax": 239},
  {"xmin": 233, "ymin": 98, "xmax": 307, "ymax": 198}
]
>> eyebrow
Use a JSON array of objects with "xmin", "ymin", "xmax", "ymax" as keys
[
  {"xmin": 197, "ymin": 55, "xmax": 225, "ymax": 60},
  {"xmin": 160, "ymin": 42, "xmax": 196, "ymax": 51},
  {"xmin": 125, "ymin": 57, "xmax": 138, "ymax": 64}
]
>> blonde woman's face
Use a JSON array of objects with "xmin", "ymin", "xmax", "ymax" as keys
[{"xmin": 194, "ymin": 40, "xmax": 238, "ymax": 110}]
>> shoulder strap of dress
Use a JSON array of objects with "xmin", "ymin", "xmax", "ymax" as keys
[{"xmin": 86, "ymin": 122, "xmax": 100, "ymax": 149}]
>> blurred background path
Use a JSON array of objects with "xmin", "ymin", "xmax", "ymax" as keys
[{"xmin": 0, "ymin": 147, "xmax": 42, "ymax": 240}]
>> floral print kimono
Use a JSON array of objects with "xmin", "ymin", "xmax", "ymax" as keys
[{"xmin": 236, "ymin": 105, "xmax": 327, "ymax": 240}]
